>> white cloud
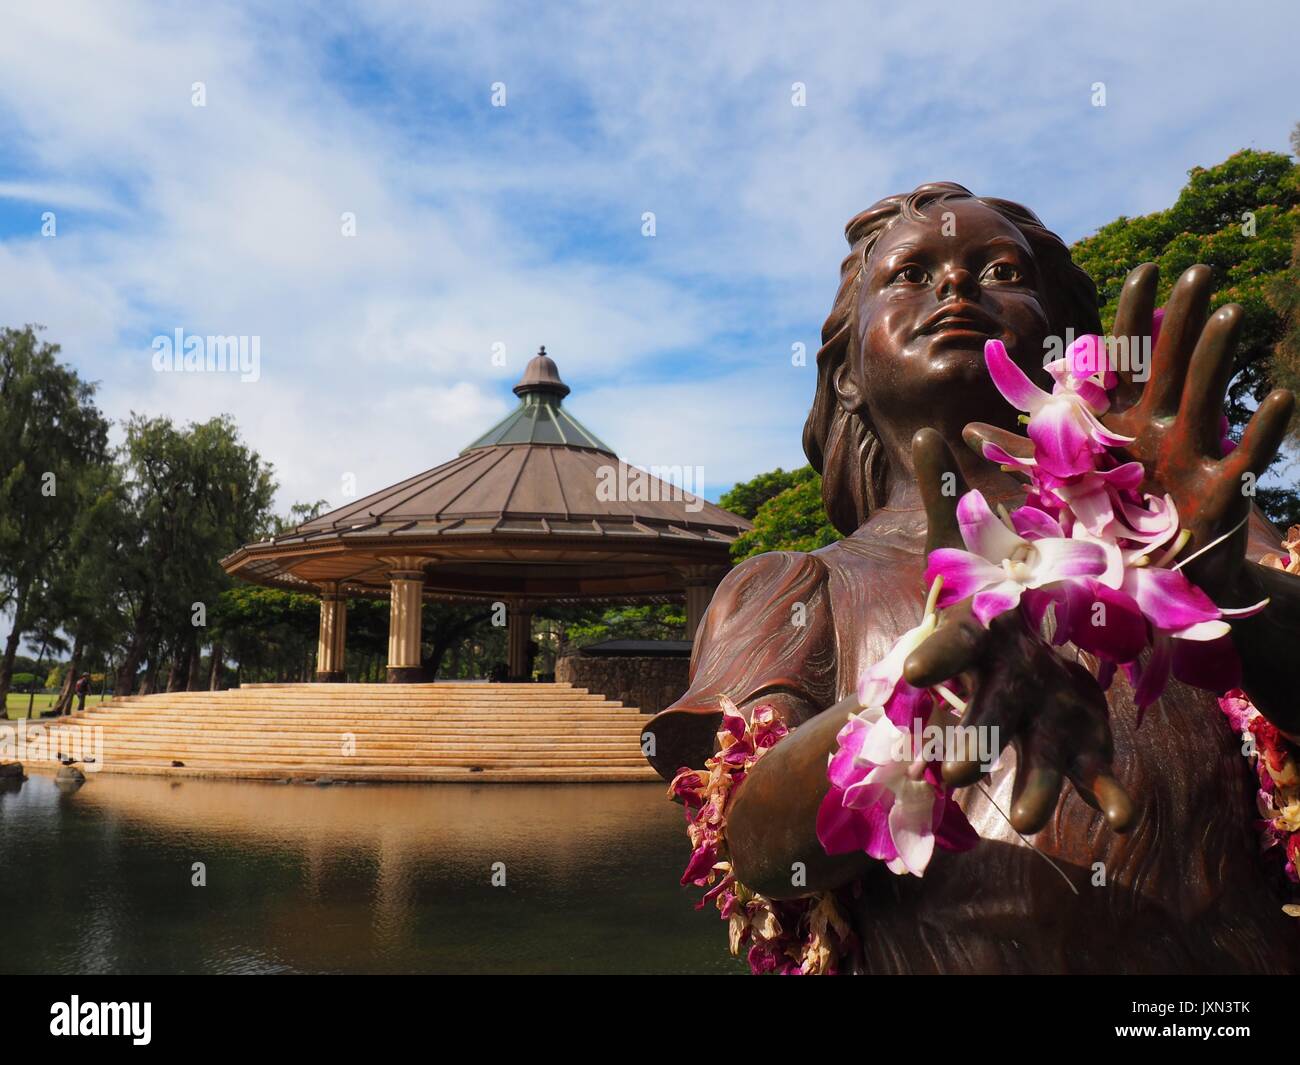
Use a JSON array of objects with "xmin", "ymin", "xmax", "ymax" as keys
[
  {"xmin": 0, "ymin": 0, "xmax": 1294, "ymax": 524},
  {"xmin": 0, "ymin": 181, "xmax": 122, "ymax": 213}
]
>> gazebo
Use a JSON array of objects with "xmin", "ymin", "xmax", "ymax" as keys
[{"xmin": 221, "ymin": 349, "xmax": 751, "ymax": 682}]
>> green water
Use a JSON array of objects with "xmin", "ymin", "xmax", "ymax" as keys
[{"xmin": 0, "ymin": 773, "xmax": 741, "ymax": 974}]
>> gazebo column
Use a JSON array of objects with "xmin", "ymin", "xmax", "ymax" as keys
[
  {"xmin": 681, "ymin": 565, "xmax": 726, "ymax": 642},
  {"xmin": 507, "ymin": 603, "xmax": 532, "ymax": 682},
  {"xmin": 314, "ymin": 582, "xmax": 348, "ymax": 682},
  {"xmin": 383, "ymin": 556, "xmax": 427, "ymax": 683}
]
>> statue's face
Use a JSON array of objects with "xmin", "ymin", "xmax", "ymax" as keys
[{"xmin": 844, "ymin": 198, "xmax": 1052, "ymax": 430}]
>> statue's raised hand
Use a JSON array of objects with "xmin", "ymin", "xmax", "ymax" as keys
[
  {"xmin": 967, "ymin": 264, "xmax": 1294, "ymax": 598},
  {"xmin": 901, "ymin": 428, "xmax": 1134, "ymax": 835}
]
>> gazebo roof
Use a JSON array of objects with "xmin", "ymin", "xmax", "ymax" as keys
[
  {"xmin": 460, "ymin": 347, "xmax": 613, "ymax": 453},
  {"xmin": 222, "ymin": 349, "xmax": 750, "ymax": 602}
]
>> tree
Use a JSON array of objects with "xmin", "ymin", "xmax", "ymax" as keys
[
  {"xmin": 272, "ymin": 500, "xmax": 329, "ymax": 534},
  {"xmin": 41, "ymin": 463, "xmax": 143, "ymax": 708},
  {"xmin": 421, "ymin": 602, "xmax": 500, "ymax": 679},
  {"xmin": 111, "ymin": 414, "xmax": 276, "ymax": 694},
  {"xmin": 1070, "ymin": 149, "xmax": 1300, "ymax": 524},
  {"xmin": 718, "ymin": 466, "xmax": 816, "ymax": 520},
  {"xmin": 0, "ymin": 326, "xmax": 110, "ymax": 710},
  {"xmin": 211, "ymin": 585, "xmax": 318, "ymax": 684},
  {"xmin": 730, "ymin": 473, "xmax": 840, "ymax": 561},
  {"xmin": 1265, "ymin": 225, "xmax": 1300, "ymax": 524},
  {"xmin": 548, "ymin": 602, "xmax": 686, "ymax": 652}
]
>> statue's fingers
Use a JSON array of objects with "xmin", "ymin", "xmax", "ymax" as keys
[
  {"xmin": 1009, "ymin": 760, "xmax": 1064, "ymax": 835},
  {"xmin": 912, "ymin": 427, "xmax": 969, "ymax": 555},
  {"xmin": 1109, "ymin": 263, "xmax": 1158, "ymax": 408},
  {"xmin": 940, "ymin": 749, "xmax": 985, "ymax": 789},
  {"xmin": 1092, "ymin": 773, "xmax": 1135, "ymax": 832},
  {"xmin": 903, "ymin": 601, "xmax": 987, "ymax": 689},
  {"xmin": 1143, "ymin": 264, "xmax": 1212, "ymax": 417},
  {"xmin": 938, "ymin": 673, "xmax": 1006, "ymax": 788},
  {"xmin": 1008, "ymin": 666, "xmax": 1103, "ymax": 833},
  {"xmin": 961, "ymin": 421, "xmax": 1034, "ymax": 473},
  {"xmin": 1067, "ymin": 764, "xmax": 1136, "ymax": 833},
  {"xmin": 1225, "ymin": 388, "xmax": 1295, "ymax": 485},
  {"xmin": 1177, "ymin": 303, "xmax": 1241, "ymax": 457}
]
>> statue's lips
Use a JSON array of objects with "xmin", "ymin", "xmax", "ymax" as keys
[{"xmin": 917, "ymin": 304, "xmax": 998, "ymax": 337}]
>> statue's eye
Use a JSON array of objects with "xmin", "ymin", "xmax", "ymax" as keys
[
  {"xmin": 982, "ymin": 262, "xmax": 1023, "ymax": 283},
  {"xmin": 891, "ymin": 265, "xmax": 929, "ymax": 286}
]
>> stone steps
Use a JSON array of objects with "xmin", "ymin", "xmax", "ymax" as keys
[
  {"xmin": 71, "ymin": 723, "xmax": 646, "ymax": 738},
  {"xmin": 55, "ymin": 682, "xmax": 660, "ymax": 782},
  {"xmin": 89, "ymin": 702, "xmax": 632, "ymax": 714},
  {"xmin": 36, "ymin": 762, "xmax": 654, "ymax": 784},
  {"xmin": 87, "ymin": 740, "xmax": 646, "ymax": 756},
  {"xmin": 92, "ymin": 754, "xmax": 648, "ymax": 764},
  {"xmin": 73, "ymin": 727, "xmax": 642, "ymax": 738},
  {"xmin": 86, "ymin": 736, "xmax": 646, "ymax": 753}
]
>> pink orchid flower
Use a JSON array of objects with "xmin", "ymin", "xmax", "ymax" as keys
[
  {"xmin": 1112, "ymin": 492, "xmax": 1181, "ymax": 552},
  {"xmin": 1120, "ymin": 565, "xmax": 1264, "ymax": 710},
  {"xmin": 819, "ymin": 712, "xmax": 898, "ymax": 858},
  {"xmin": 925, "ymin": 490, "xmax": 1111, "ymax": 626},
  {"xmin": 1068, "ymin": 305, "xmax": 1162, "ymax": 390},
  {"xmin": 1064, "ymin": 333, "xmax": 1118, "ymax": 390},
  {"xmin": 844, "ymin": 720, "xmax": 944, "ymax": 875},
  {"xmin": 985, "ymin": 339, "xmax": 1134, "ymax": 478},
  {"xmin": 856, "ymin": 604, "xmax": 940, "ymax": 710},
  {"xmin": 819, "ymin": 701, "xmax": 976, "ymax": 876},
  {"xmin": 1048, "ymin": 461, "xmax": 1145, "ymax": 537},
  {"xmin": 1219, "ymin": 414, "xmax": 1237, "ymax": 457},
  {"xmin": 820, "ymin": 577, "xmax": 978, "ymax": 873}
]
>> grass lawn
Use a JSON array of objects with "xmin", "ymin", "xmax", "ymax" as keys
[{"xmin": 3, "ymin": 692, "xmax": 111, "ymax": 720}]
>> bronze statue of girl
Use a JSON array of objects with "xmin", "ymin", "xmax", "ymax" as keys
[{"xmin": 647, "ymin": 182, "xmax": 1300, "ymax": 974}]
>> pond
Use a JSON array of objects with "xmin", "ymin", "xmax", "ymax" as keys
[{"xmin": 0, "ymin": 773, "xmax": 741, "ymax": 974}]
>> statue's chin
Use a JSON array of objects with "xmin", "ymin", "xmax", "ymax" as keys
[
  {"xmin": 894, "ymin": 338, "xmax": 1011, "ymax": 417},
  {"xmin": 914, "ymin": 335, "xmax": 999, "ymax": 380},
  {"xmin": 919, "ymin": 329, "xmax": 994, "ymax": 354}
]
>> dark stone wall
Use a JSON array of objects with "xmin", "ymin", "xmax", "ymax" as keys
[{"xmin": 556, "ymin": 654, "xmax": 690, "ymax": 715}]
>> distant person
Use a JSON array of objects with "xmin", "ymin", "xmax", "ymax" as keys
[{"xmin": 74, "ymin": 673, "xmax": 91, "ymax": 714}]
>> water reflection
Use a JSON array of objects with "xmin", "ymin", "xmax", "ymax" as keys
[{"xmin": 0, "ymin": 773, "xmax": 740, "ymax": 974}]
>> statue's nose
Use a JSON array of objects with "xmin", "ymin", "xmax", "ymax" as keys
[{"xmin": 936, "ymin": 266, "xmax": 978, "ymax": 301}]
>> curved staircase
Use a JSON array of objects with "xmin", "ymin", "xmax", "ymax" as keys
[{"xmin": 61, "ymin": 682, "xmax": 659, "ymax": 783}]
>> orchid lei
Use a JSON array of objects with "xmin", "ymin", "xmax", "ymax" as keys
[
  {"xmin": 818, "ymin": 321, "xmax": 1271, "ymax": 879},
  {"xmin": 670, "ymin": 701, "xmax": 858, "ymax": 974},
  {"xmin": 1222, "ymin": 527, "xmax": 1300, "ymax": 917},
  {"xmin": 1219, "ymin": 689, "xmax": 1300, "ymax": 917}
]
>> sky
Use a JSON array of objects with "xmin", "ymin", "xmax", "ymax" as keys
[{"xmin": 0, "ymin": 0, "xmax": 1297, "ymax": 524}]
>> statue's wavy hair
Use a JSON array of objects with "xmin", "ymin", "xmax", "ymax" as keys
[{"xmin": 802, "ymin": 182, "xmax": 1103, "ymax": 535}]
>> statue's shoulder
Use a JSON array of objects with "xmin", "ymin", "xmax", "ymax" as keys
[
  {"xmin": 715, "ymin": 548, "xmax": 831, "ymax": 608},
  {"xmin": 644, "ymin": 550, "xmax": 839, "ymax": 778},
  {"xmin": 718, "ymin": 539, "xmax": 908, "ymax": 616},
  {"xmin": 814, "ymin": 530, "xmax": 926, "ymax": 580}
]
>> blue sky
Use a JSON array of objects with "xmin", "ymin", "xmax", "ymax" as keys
[{"xmin": 0, "ymin": 0, "xmax": 1297, "ymax": 524}]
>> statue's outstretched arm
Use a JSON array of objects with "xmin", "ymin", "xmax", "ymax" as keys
[{"xmin": 726, "ymin": 693, "xmax": 870, "ymax": 898}]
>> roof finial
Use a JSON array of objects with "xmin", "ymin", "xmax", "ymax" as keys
[{"xmin": 513, "ymin": 346, "xmax": 570, "ymax": 399}]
